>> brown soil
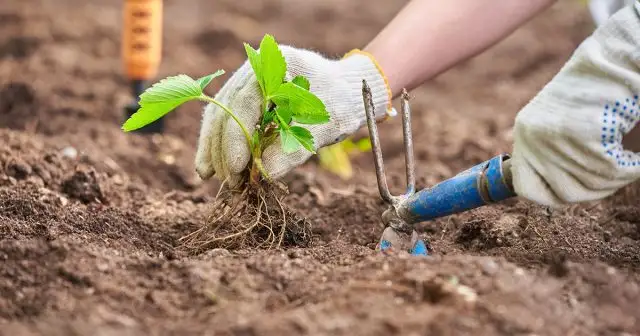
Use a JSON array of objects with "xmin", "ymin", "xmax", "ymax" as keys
[{"xmin": 1, "ymin": 1, "xmax": 639, "ymax": 335}]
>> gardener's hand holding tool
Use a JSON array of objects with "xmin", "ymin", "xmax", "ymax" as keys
[{"xmin": 196, "ymin": 0, "xmax": 640, "ymax": 254}]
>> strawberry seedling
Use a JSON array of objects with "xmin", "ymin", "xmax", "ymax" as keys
[
  {"xmin": 122, "ymin": 34, "xmax": 327, "ymax": 251},
  {"xmin": 123, "ymin": 34, "xmax": 329, "ymax": 185}
]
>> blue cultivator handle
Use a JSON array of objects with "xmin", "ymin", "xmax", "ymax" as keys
[
  {"xmin": 398, "ymin": 153, "xmax": 516, "ymax": 224},
  {"xmin": 361, "ymin": 80, "xmax": 517, "ymax": 256}
]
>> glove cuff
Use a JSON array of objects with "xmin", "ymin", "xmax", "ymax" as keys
[{"xmin": 341, "ymin": 49, "xmax": 395, "ymax": 121}]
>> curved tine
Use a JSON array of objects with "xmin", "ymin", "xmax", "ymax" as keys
[
  {"xmin": 401, "ymin": 89, "xmax": 416, "ymax": 196},
  {"xmin": 362, "ymin": 80, "xmax": 393, "ymax": 204}
]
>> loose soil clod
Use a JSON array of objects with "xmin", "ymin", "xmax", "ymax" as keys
[{"xmin": 179, "ymin": 181, "xmax": 312, "ymax": 253}]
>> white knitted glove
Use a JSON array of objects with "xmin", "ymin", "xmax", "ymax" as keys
[
  {"xmin": 511, "ymin": 2, "xmax": 640, "ymax": 207},
  {"xmin": 194, "ymin": 47, "xmax": 394, "ymax": 186},
  {"xmin": 589, "ymin": 0, "xmax": 635, "ymax": 26}
]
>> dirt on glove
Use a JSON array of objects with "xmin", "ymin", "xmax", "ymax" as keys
[{"xmin": 1, "ymin": 0, "xmax": 640, "ymax": 335}]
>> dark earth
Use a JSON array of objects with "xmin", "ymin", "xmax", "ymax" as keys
[{"xmin": 1, "ymin": 0, "xmax": 639, "ymax": 335}]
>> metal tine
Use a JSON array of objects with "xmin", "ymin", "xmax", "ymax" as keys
[
  {"xmin": 401, "ymin": 89, "xmax": 416, "ymax": 197},
  {"xmin": 362, "ymin": 80, "xmax": 393, "ymax": 204},
  {"xmin": 362, "ymin": 80, "xmax": 417, "ymax": 205}
]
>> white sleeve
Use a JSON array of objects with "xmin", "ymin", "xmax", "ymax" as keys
[{"xmin": 588, "ymin": 0, "xmax": 635, "ymax": 26}]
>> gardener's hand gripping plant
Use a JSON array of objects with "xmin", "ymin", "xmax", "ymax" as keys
[
  {"xmin": 122, "ymin": 34, "xmax": 330, "ymax": 252},
  {"xmin": 123, "ymin": 34, "xmax": 329, "ymax": 183}
]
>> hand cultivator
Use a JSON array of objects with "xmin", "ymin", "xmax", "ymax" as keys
[{"xmin": 361, "ymin": 80, "xmax": 517, "ymax": 256}]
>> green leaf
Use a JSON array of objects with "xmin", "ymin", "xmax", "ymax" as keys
[
  {"xmin": 197, "ymin": 69, "xmax": 225, "ymax": 90},
  {"xmin": 339, "ymin": 137, "xmax": 372, "ymax": 154},
  {"xmin": 317, "ymin": 142, "xmax": 354, "ymax": 180},
  {"xmin": 279, "ymin": 126, "xmax": 315, "ymax": 154},
  {"xmin": 244, "ymin": 42, "xmax": 264, "ymax": 96},
  {"xmin": 291, "ymin": 75, "xmax": 310, "ymax": 90},
  {"xmin": 122, "ymin": 74, "xmax": 202, "ymax": 132},
  {"xmin": 340, "ymin": 139, "xmax": 357, "ymax": 152},
  {"xmin": 290, "ymin": 126, "xmax": 315, "ymax": 153},
  {"xmin": 275, "ymin": 105, "xmax": 292, "ymax": 124},
  {"xmin": 356, "ymin": 137, "xmax": 372, "ymax": 151},
  {"xmin": 271, "ymin": 82, "xmax": 330, "ymax": 124},
  {"xmin": 258, "ymin": 34, "xmax": 286, "ymax": 96},
  {"xmin": 261, "ymin": 109, "xmax": 276, "ymax": 126},
  {"xmin": 279, "ymin": 128, "xmax": 301, "ymax": 154}
]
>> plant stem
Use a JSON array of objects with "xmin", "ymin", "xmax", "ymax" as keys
[
  {"xmin": 198, "ymin": 94, "xmax": 277, "ymax": 185},
  {"xmin": 200, "ymin": 94, "xmax": 274, "ymax": 184},
  {"xmin": 250, "ymin": 156, "xmax": 271, "ymax": 185},
  {"xmin": 199, "ymin": 94, "xmax": 254, "ymax": 150},
  {"xmin": 263, "ymin": 98, "xmax": 269, "ymax": 119}
]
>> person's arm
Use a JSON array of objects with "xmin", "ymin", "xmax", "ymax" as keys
[
  {"xmin": 365, "ymin": 0, "xmax": 558, "ymax": 97},
  {"xmin": 195, "ymin": 0, "xmax": 560, "ymax": 186}
]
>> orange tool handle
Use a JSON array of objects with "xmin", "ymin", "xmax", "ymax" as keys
[{"xmin": 122, "ymin": 0, "xmax": 163, "ymax": 80}]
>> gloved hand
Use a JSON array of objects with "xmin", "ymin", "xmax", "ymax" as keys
[
  {"xmin": 194, "ymin": 46, "xmax": 395, "ymax": 187},
  {"xmin": 511, "ymin": 2, "xmax": 640, "ymax": 207}
]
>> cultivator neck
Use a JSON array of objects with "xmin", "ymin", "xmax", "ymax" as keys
[{"xmin": 361, "ymin": 79, "xmax": 517, "ymax": 245}]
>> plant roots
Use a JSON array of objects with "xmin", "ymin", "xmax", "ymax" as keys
[{"xmin": 179, "ymin": 180, "xmax": 312, "ymax": 254}]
